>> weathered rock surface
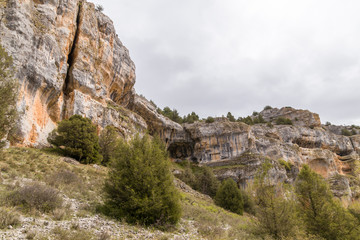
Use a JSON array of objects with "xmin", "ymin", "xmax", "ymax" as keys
[
  {"xmin": 259, "ymin": 106, "xmax": 321, "ymax": 127},
  {"xmin": 2, "ymin": 0, "xmax": 360, "ymax": 202},
  {"xmin": 0, "ymin": 0, "xmax": 144, "ymax": 146},
  {"xmin": 169, "ymin": 115, "xmax": 360, "ymax": 200}
]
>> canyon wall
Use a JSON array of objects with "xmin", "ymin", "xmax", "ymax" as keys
[
  {"xmin": 0, "ymin": 0, "xmax": 146, "ymax": 146},
  {"xmin": 1, "ymin": 0, "xmax": 360, "ymax": 201}
]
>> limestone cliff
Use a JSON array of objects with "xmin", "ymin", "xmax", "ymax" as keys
[
  {"xmin": 1, "ymin": 0, "xmax": 360, "ymax": 202},
  {"xmin": 0, "ymin": 0, "xmax": 146, "ymax": 146},
  {"xmin": 167, "ymin": 111, "xmax": 360, "ymax": 201}
]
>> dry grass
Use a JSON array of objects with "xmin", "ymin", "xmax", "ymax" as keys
[
  {"xmin": 0, "ymin": 147, "xmax": 258, "ymax": 239},
  {"xmin": 180, "ymin": 187, "xmax": 259, "ymax": 240},
  {"xmin": 0, "ymin": 207, "xmax": 20, "ymax": 229}
]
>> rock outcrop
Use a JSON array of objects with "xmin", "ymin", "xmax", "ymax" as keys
[
  {"xmin": 1, "ymin": 0, "xmax": 145, "ymax": 146},
  {"xmin": 169, "ymin": 115, "xmax": 360, "ymax": 200},
  {"xmin": 259, "ymin": 106, "xmax": 321, "ymax": 128},
  {"xmin": 2, "ymin": 0, "xmax": 360, "ymax": 201}
]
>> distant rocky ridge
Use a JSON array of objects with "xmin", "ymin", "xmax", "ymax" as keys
[{"xmin": 2, "ymin": 0, "xmax": 360, "ymax": 201}]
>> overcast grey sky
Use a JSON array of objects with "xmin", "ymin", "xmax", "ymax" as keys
[{"xmin": 92, "ymin": 0, "xmax": 360, "ymax": 125}]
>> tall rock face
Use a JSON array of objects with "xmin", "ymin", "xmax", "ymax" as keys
[{"xmin": 0, "ymin": 0, "xmax": 146, "ymax": 145}]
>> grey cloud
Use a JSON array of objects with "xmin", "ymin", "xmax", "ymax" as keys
[{"xmin": 92, "ymin": 0, "xmax": 360, "ymax": 125}]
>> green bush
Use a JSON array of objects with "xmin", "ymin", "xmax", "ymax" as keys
[
  {"xmin": 215, "ymin": 178, "xmax": 243, "ymax": 215},
  {"xmin": 196, "ymin": 166, "xmax": 220, "ymax": 198},
  {"xmin": 205, "ymin": 116, "xmax": 215, "ymax": 123},
  {"xmin": 226, "ymin": 112, "xmax": 236, "ymax": 122},
  {"xmin": 253, "ymin": 160, "xmax": 299, "ymax": 239},
  {"xmin": 104, "ymin": 135, "xmax": 181, "ymax": 226},
  {"xmin": 0, "ymin": 45, "xmax": 18, "ymax": 147},
  {"xmin": 275, "ymin": 117, "xmax": 293, "ymax": 125},
  {"xmin": 253, "ymin": 115, "xmax": 266, "ymax": 124},
  {"xmin": 295, "ymin": 165, "xmax": 360, "ymax": 239},
  {"xmin": 341, "ymin": 128, "xmax": 353, "ymax": 136},
  {"xmin": 241, "ymin": 189, "xmax": 255, "ymax": 215},
  {"xmin": 99, "ymin": 125, "xmax": 120, "ymax": 165},
  {"xmin": 263, "ymin": 105, "xmax": 272, "ymax": 110},
  {"xmin": 176, "ymin": 162, "xmax": 219, "ymax": 198},
  {"xmin": 278, "ymin": 159, "xmax": 292, "ymax": 171},
  {"xmin": 183, "ymin": 112, "xmax": 199, "ymax": 124},
  {"xmin": 238, "ymin": 116, "xmax": 254, "ymax": 125},
  {"xmin": 9, "ymin": 183, "xmax": 63, "ymax": 213},
  {"xmin": 48, "ymin": 115, "xmax": 102, "ymax": 164}
]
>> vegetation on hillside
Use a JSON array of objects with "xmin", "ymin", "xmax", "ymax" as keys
[
  {"xmin": 103, "ymin": 135, "xmax": 181, "ymax": 226},
  {"xmin": 48, "ymin": 115, "xmax": 102, "ymax": 164},
  {"xmin": 0, "ymin": 45, "xmax": 18, "ymax": 147}
]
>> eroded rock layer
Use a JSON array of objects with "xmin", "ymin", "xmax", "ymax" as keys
[{"xmin": 1, "ymin": 0, "xmax": 144, "ymax": 145}]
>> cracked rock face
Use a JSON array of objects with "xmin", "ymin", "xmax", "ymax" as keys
[
  {"xmin": 1, "ymin": 0, "xmax": 143, "ymax": 146},
  {"xmin": 169, "ymin": 115, "xmax": 360, "ymax": 200}
]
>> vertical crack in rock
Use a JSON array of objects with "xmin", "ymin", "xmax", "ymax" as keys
[
  {"xmin": 349, "ymin": 137, "xmax": 356, "ymax": 152},
  {"xmin": 62, "ymin": 1, "xmax": 82, "ymax": 118}
]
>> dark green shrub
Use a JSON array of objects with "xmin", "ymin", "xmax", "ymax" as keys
[
  {"xmin": 252, "ymin": 111, "xmax": 259, "ymax": 116},
  {"xmin": 263, "ymin": 106, "xmax": 272, "ymax": 110},
  {"xmin": 238, "ymin": 116, "xmax": 254, "ymax": 125},
  {"xmin": 275, "ymin": 117, "xmax": 292, "ymax": 125},
  {"xmin": 253, "ymin": 115, "xmax": 266, "ymax": 124},
  {"xmin": 254, "ymin": 161, "xmax": 298, "ymax": 239},
  {"xmin": 176, "ymin": 163, "xmax": 219, "ymax": 198},
  {"xmin": 99, "ymin": 125, "xmax": 120, "ymax": 165},
  {"xmin": 9, "ymin": 183, "xmax": 63, "ymax": 213},
  {"xmin": 205, "ymin": 116, "xmax": 215, "ymax": 123},
  {"xmin": 193, "ymin": 166, "xmax": 219, "ymax": 198},
  {"xmin": 48, "ymin": 115, "xmax": 102, "ymax": 164},
  {"xmin": 295, "ymin": 165, "xmax": 359, "ymax": 240},
  {"xmin": 215, "ymin": 178, "xmax": 243, "ymax": 215},
  {"xmin": 104, "ymin": 135, "xmax": 181, "ymax": 226},
  {"xmin": 341, "ymin": 129, "xmax": 352, "ymax": 136},
  {"xmin": 226, "ymin": 112, "xmax": 236, "ymax": 122},
  {"xmin": 241, "ymin": 189, "xmax": 255, "ymax": 215},
  {"xmin": 160, "ymin": 107, "xmax": 183, "ymax": 124},
  {"xmin": 278, "ymin": 159, "xmax": 292, "ymax": 171},
  {"xmin": 183, "ymin": 112, "xmax": 199, "ymax": 124},
  {"xmin": 0, "ymin": 45, "xmax": 18, "ymax": 147}
]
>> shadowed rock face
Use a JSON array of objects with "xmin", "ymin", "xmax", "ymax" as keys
[{"xmin": 1, "ymin": 0, "xmax": 144, "ymax": 145}]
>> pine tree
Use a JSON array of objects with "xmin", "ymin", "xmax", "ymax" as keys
[
  {"xmin": 215, "ymin": 178, "xmax": 244, "ymax": 215},
  {"xmin": 48, "ymin": 115, "xmax": 102, "ymax": 164},
  {"xmin": 0, "ymin": 45, "xmax": 18, "ymax": 147},
  {"xmin": 104, "ymin": 135, "xmax": 181, "ymax": 226},
  {"xmin": 226, "ymin": 112, "xmax": 236, "ymax": 122},
  {"xmin": 295, "ymin": 165, "xmax": 359, "ymax": 240},
  {"xmin": 196, "ymin": 166, "xmax": 219, "ymax": 198},
  {"xmin": 253, "ymin": 160, "xmax": 298, "ymax": 239},
  {"xmin": 99, "ymin": 125, "xmax": 120, "ymax": 165}
]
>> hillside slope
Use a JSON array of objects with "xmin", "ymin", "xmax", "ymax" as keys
[{"xmin": 0, "ymin": 148, "xmax": 257, "ymax": 240}]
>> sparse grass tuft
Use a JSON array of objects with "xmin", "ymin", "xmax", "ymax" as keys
[{"xmin": 0, "ymin": 207, "xmax": 20, "ymax": 229}]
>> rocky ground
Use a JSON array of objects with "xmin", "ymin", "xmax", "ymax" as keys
[{"xmin": 0, "ymin": 148, "xmax": 256, "ymax": 240}]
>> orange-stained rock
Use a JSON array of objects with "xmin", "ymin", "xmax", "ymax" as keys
[{"xmin": 1, "ymin": 0, "xmax": 142, "ymax": 145}]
